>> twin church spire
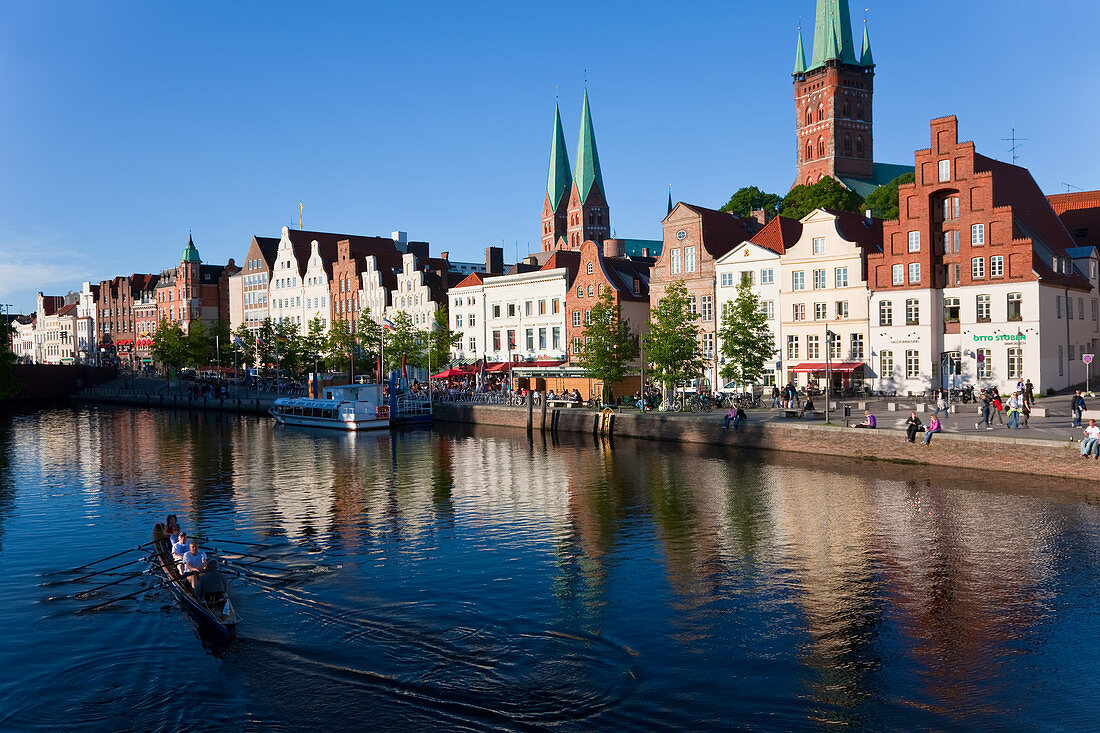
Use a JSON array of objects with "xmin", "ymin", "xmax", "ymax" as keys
[
  {"xmin": 542, "ymin": 90, "xmax": 610, "ymax": 252},
  {"xmin": 794, "ymin": 0, "xmax": 873, "ymax": 74}
]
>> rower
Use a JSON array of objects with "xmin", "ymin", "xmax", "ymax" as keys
[
  {"xmin": 181, "ymin": 539, "xmax": 208, "ymax": 590},
  {"xmin": 171, "ymin": 530, "xmax": 189, "ymax": 560},
  {"xmin": 194, "ymin": 559, "xmax": 228, "ymax": 610},
  {"xmin": 165, "ymin": 514, "xmax": 181, "ymax": 542}
]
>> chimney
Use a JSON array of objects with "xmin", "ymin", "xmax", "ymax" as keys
[
  {"xmin": 524, "ymin": 255, "xmax": 539, "ymax": 266},
  {"xmin": 750, "ymin": 209, "xmax": 770, "ymax": 227},
  {"xmin": 603, "ymin": 238, "xmax": 625, "ymax": 258},
  {"xmin": 440, "ymin": 251, "xmax": 449, "ymax": 261},
  {"xmin": 392, "ymin": 230, "xmax": 408, "ymax": 253},
  {"xmin": 485, "ymin": 246, "xmax": 504, "ymax": 275}
]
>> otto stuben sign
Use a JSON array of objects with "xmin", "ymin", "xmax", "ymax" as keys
[{"xmin": 972, "ymin": 334, "xmax": 1026, "ymax": 342}]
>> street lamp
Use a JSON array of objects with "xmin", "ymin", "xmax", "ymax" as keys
[{"xmin": 825, "ymin": 328, "xmax": 836, "ymax": 423}]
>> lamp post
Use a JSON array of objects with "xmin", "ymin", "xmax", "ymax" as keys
[{"xmin": 825, "ymin": 328, "xmax": 835, "ymax": 423}]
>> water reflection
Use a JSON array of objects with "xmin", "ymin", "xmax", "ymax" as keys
[{"xmin": 1, "ymin": 407, "xmax": 1098, "ymax": 730}]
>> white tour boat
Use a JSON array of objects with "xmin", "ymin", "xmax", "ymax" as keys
[{"xmin": 271, "ymin": 383, "xmax": 390, "ymax": 431}]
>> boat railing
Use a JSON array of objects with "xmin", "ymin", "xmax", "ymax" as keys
[{"xmin": 395, "ymin": 393, "xmax": 432, "ymax": 417}]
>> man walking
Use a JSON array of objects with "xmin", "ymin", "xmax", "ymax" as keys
[
  {"xmin": 976, "ymin": 390, "xmax": 994, "ymax": 430},
  {"xmin": 1071, "ymin": 390, "xmax": 1087, "ymax": 428},
  {"xmin": 932, "ymin": 389, "xmax": 949, "ymax": 421}
]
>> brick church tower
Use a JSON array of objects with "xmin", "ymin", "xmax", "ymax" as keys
[
  {"xmin": 541, "ymin": 105, "xmax": 572, "ymax": 251},
  {"xmin": 792, "ymin": 0, "xmax": 875, "ymax": 188},
  {"xmin": 565, "ymin": 90, "xmax": 610, "ymax": 249}
]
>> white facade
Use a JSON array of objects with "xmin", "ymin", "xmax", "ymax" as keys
[
  {"xmin": 227, "ymin": 271, "xmax": 245, "ymax": 334},
  {"xmin": 12, "ymin": 318, "xmax": 35, "ymax": 362},
  {"xmin": 715, "ymin": 242, "xmax": 782, "ymax": 387},
  {"xmin": 268, "ymin": 229, "xmax": 306, "ymax": 331},
  {"xmin": 449, "ymin": 268, "xmax": 569, "ymax": 363},
  {"xmin": 778, "ymin": 210, "xmax": 873, "ymax": 389},
  {"xmin": 359, "ymin": 256, "xmax": 393, "ymax": 322},
  {"xmin": 385, "ymin": 253, "xmax": 440, "ymax": 328},
  {"xmin": 302, "ymin": 241, "xmax": 332, "ymax": 330}
]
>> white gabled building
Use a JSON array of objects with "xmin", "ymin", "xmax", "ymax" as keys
[{"xmin": 714, "ymin": 216, "xmax": 801, "ymax": 387}]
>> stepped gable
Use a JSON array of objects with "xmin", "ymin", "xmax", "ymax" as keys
[{"xmin": 284, "ymin": 229, "xmax": 401, "ymax": 278}]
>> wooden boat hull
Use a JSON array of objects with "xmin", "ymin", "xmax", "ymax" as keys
[{"xmin": 151, "ymin": 539, "xmax": 238, "ymax": 645}]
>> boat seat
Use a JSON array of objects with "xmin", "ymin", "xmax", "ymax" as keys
[{"xmin": 203, "ymin": 591, "xmax": 227, "ymax": 614}]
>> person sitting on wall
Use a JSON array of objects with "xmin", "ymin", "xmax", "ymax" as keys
[
  {"xmin": 732, "ymin": 407, "xmax": 748, "ymax": 430},
  {"xmin": 922, "ymin": 414, "xmax": 942, "ymax": 445},
  {"xmin": 1080, "ymin": 419, "xmax": 1100, "ymax": 459},
  {"xmin": 905, "ymin": 411, "xmax": 924, "ymax": 442},
  {"xmin": 853, "ymin": 411, "xmax": 876, "ymax": 429},
  {"xmin": 799, "ymin": 395, "xmax": 815, "ymax": 418},
  {"xmin": 722, "ymin": 405, "xmax": 736, "ymax": 429}
]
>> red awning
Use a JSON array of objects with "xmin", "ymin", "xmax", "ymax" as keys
[
  {"xmin": 516, "ymin": 360, "xmax": 566, "ymax": 368},
  {"xmin": 431, "ymin": 368, "xmax": 470, "ymax": 379},
  {"xmin": 485, "ymin": 362, "xmax": 512, "ymax": 372},
  {"xmin": 787, "ymin": 361, "xmax": 865, "ymax": 373}
]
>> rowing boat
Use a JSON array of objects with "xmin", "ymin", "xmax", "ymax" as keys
[{"xmin": 150, "ymin": 525, "xmax": 239, "ymax": 644}]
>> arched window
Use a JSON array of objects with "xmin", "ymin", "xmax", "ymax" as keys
[
  {"xmin": 843, "ymin": 99, "xmax": 850, "ymax": 118},
  {"xmin": 817, "ymin": 137, "xmax": 825, "ymax": 157},
  {"xmin": 586, "ymin": 262, "xmax": 593, "ymax": 275},
  {"xmin": 806, "ymin": 140, "xmax": 813, "ymax": 161},
  {"xmin": 856, "ymin": 136, "xmax": 864, "ymax": 156},
  {"xmin": 805, "ymin": 107, "xmax": 812, "ymax": 126},
  {"xmin": 844, "ymin": 134, "xmax": 851, "ymax": 154},
  {"xmin": 856, "ymin": 103, "xmax": 864, "ymax": 120},
  {"xmin": 817, "ymin": 104, "xmax": 824, "ymax": 122},
  {"xmin": 588, "ymin": 285, "xmax": 594, "ymax": 297}
]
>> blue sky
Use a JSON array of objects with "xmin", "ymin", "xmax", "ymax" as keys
[{"xmin": 1, "ymin": 0, "xmax": 1097, "ymax": 314}]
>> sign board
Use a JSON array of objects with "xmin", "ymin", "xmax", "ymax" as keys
[
  {"xmin": 976, "ymin": 352, "xmax": 985, "ymax": 363},
  {"xmin": 1084, "ymin": 354, "xmax": 1094, "ymax": 365}
]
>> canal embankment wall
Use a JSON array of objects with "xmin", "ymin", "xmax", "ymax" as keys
[
  {"xmin": 74, "ymin": 387, "xmax": 275, "ymax": 415},
  {"xmin": 434, "ymin": 403, "xmax": 1098, "ymax": 481},
  {"xmin": 4, "ymin": 365, "xmax": 117, "ymax": 401}
]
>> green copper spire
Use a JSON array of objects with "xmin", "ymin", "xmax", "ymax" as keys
[
  {"xmin": 574, "ymin": 89, "xmax": 605, "ymax": 205},
  {"xmin": 181, "ymin": 233, "xmax": 200, "ymax": 263},
  {"xmin": 809, "ymin": 0, "xmax": 859, "ymax": 70},
  {"xmin": 545, "ymin": 104, "xmax": 572, "ymax": 209},
  {"xmin": 793, "ymin": 28, "xmax": 807, "ymax": 74},
  {"xmin": 860, "ymin": 22, "xmax": 874, "ymax": 66}
]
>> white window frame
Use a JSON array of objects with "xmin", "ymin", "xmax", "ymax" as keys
[
  {"xmin": 908, "ymin": 262, "xmax": 921, "ymax": 284},
  {"xmin": 972, "ymin": 223, "xmax": 985, "ymax": 245},
  {"xmin": 835, "ymin": 267, "xmax": 848, "ymax": 288},
  {"xmin": 892, "ymin": 264, "xmax": 903, "ymax": 285},
  {"xmin": 879, "ymin": 300, "xmax": 892, "ymax": 326},
  {"xmin": 908, "ymin": 231, "xmax": 921, "ymax": 253},
  {"xmin": 972, "ymin": 257, "xmax": 985, "ymax": 279},
  {"xmin": 938, "ymin": 159, "xmax": 950, "ymax": 182},
  {"xmin": 792, "ymin": 271, "xmax": 805, "ymax": 291},
  {"xmin": 991, "ymin": 255, "xmax": 1004, "ymax": 278},
  {"xmin": 812, "ymin": 237, "xmax": 826, "ymax": 255}
]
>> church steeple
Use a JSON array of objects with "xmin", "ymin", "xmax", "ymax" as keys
[
  {"xmin": 181, "ymin": 233, "xmax": 201, "ymax": 263},
  {"xmin": 809, "ymin": 0, "xmax": 859, "ymax": 70},
  {"xmin": 573, "ymin": 89, "xmax": 605, "ymax": 205},
  {"xmin": 541, "ymin": 104, "xmax": 573, "ymax": 251},
  {"xmin": 793, "ymin": 28, "xmax": 807, "ymax": 75},
  {"xmin": 860, "ymin": 22, "xmax": 874, "ymax": 66},
  {"xmin": 565, "ymin": 89, "xmax": 610, "ymax": 248}
]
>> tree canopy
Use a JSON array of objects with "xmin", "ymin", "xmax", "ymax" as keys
[
  {"xmin": 0, "ymin": 321, "xmax": 18, "ymax": 400},
  {"xmin": 643, "ymin": 280, "xmax": 703, "ymax": 392},
  {"xmin": 862, "ymin": 172, "xmax": 915, "ymax": 221},
  {"xmin": 719, "ymin": 186, "xmax": 783, "ymax": 219},
  {"xmin": 575, "ymin": 289, "xmax": 639, "ymax": 402},
  {"xmin": 151, "ymin": 319, "xmax": 187, "ymax": 388},
  {"xmin": 779, "ymin": 177, "xmax": 864, "ymax": 220},
  {"xmin": 717, "ymin": 276, "xmax": 775, "ymax": 386},
  {"xmin": 427, "ymin": 306, "xmax": 461, "ymax": 371}
]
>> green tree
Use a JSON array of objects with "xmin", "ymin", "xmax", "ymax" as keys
[
  {"xmin": 326, "ymin": 318, "xmax": 355, "ymax": 374},
  {"xmin": 427, "ymin": 306, "xmax": 461, "ymax": 371},
  {"xmin": 719, "ymin": 186, "xmax": 783, "ymax": 219},
  {"xmin": 779, "ymin": 176, "xmax": 864, "ymax": 219},
  {"xmin": 211, "ymin": 320, "xmax": 232, "ymax": 368},
  {"xmin": 863, "ymin": 172, "xmax": 915, "ymax": 220},
  {"xmin": 576, "ymin": 289, "xmax": 639, "ymax": 403},
  {"xmin": 151, "ymin": 318, "xmax": 187, "ymax": 389},
  {"xmin": 231, "ymin": 323, "xmax": 254, "ymax": 372},
  {"xmin": 356, "ymin": 309, "xmax": 384, "ymax": 369},
  {"xmin": 386, "ymin": 311, "xmax": 426, "ymax": 371},
  {"xmin": 256, "ymin": 318, "xmax": 278, "ymax": 374},
  {"xmin": 643, "ymin": 280, "xmax": 703, "ymax": 397},
  {"xmin": 274, "ymin": 320, "xmax": 302, "ymax": 375},
  {"xmin": 717, "ymin": 276, "xmax": 775, "ymax": 385},
  {"xmin": 301, "ymin": 315, "xmax": 328, "ymax": 374},
  {"xmin": 185, "ymin": 320, "xmax": 213, "ymax": 369}
]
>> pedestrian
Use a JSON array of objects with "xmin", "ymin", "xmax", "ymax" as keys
[
  {"xmin": 905, "ymin": 411, "xmax": 924, "ymax": 443},
  {"xmin": 976, "ymin": 390, "xmax": 994, "ymax": 430},
  {"xmin": 1071, "ymin": 390, "xmax": 1087, "ymax": 428},
  {"xmin": 1080, "ymin": 419, "xmax": 1100, "ymax": 459},
  {"xmin": 1021, "ymin": 394, "xmax": 1031, "ymax": 427},
  {"xmin": 771, "ymin": 385, "xmax": 781, "ymax": 408},
  {"xmin": 932, "ymin": 389, "xmax": 949, "ymax": 420},
  {"xmin": 922, "ymin": 414, "xmax": 942, "ymax": 445},
  {"xmin": 1024, "ymin": 379, "xmax": 1034, "ymax": 405},
  {"xmin": 1005, "ymin": 392, "xmax": 1021, "ymax": 430},
  {"xmin": 991, "ymin": 388, "xmax": 1005, "ymax": 425}
]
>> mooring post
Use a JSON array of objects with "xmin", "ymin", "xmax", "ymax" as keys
[
  {"xmin": 540, "ymin": 393, "xmax": 548, "ymax": 433},
  {"xmin": 526, "ymin": 392, "xmax": 533, "ymax": 432}
]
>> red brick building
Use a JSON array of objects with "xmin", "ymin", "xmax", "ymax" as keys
[
  {"xmin": 155, "ymin": 235, "xmax": 239, "ymax": 334},
  {"xmin": 96, "ymin": 273, "xmax": 159, "ymax": 363},
  {"xmin": 565, "ymin": 240, "xmax": 652, "ymax": 361},
  {"xmin": 542, "ymin": 91, "xmax": 610, "ymax": 251}
]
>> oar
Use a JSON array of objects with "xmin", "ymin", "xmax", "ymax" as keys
[
  {"xmin": 53, "ymin": 570, "xmax": 150, "ymax": 600},
  {"xmin": 78, "ymin": 582, "xmax": 166, "ymax": 614},
  {"xmin": 193, "ymin": 536, "xmax": 271, "ymax": 549},
  {"xmin": 68, "ymin": 544, "xmax": 151, "ymax": 573},
  {"xmin": 222, "ymin": 559, "xmax": 289, "ymax": 573},
  {"xmin": 210, "ymin": 547, "xmax": 268, "ymax": 562},
  {"xmin": 68, "ymin": 558, "xmax": 147, "ymax": 584}
]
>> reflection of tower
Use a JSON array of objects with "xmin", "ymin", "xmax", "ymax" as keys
[
  {"xmin": 792, "ymin": 0, "xmax": 875, "ymax": 187},
  {"xmin": 564, "ymin": 90, "xmax": 610, "ymax": 249}
]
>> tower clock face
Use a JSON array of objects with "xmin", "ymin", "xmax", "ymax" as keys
[{"xmin": 676, "ymin": 230, "xmax": 687, "ymax": 241}]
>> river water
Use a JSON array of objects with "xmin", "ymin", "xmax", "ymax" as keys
[{"xmin": 1, "ymin": 404, "xmax": 1098, "ymax": 731}]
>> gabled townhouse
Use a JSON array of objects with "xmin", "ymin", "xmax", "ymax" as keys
[
  {"xmin": 779, "ymin": 209, "xmax": 882, "ymax": 391},
  {"xmin": 154, "ymin": 235, "xmax": 238, "ymax": 336},
  {"xmin": 655, "ymin": 203, "xmax": 761, "ymax": 390},
  {"xmin": 867, "ymin": 116, "xmax": 1098, "ymax": 395},
  {"xmin": 714, "ymin": 216, "xmax": 802, "ymax": 387},
  {"xmin": 565, "ymin": 239, "xmax": 652, "ymax": 360}
]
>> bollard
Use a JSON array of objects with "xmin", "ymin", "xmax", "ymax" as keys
[
  {"xmin": 526, "ymin": 393, "xmax": 533, "ymax": 432},
  {"xmin": 540, "ymin": 394, "xmax": 548, "ymax": 433}
]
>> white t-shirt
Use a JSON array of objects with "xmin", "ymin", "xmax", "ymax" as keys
[
  {"xmin": 172, "ymin": 539, "xmax": 188, "ymax": 556},
  {"xmin": 182, "ymin": 550, "xmax": 208, "ymax": 571},
  {"xmin": 1085, "ymin": 425, "xmax": 1100, "ymax": 440}
]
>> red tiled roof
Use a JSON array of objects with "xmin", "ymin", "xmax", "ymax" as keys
[
  {"xmin": 1048, "ymin": 190, "xmax": 1100, "ymax": 247},
  {"xmin": 748, "ymin": 215, "xmax": 803, "ymax": 255},
  {"xmin": 453, "ymin": 272, "xmax": 488, "ymax": 288},
  {"xmin": 56, "ymin": 303, "xmax": 77, "ymax": 316},
  {"xmin": 39, "ymin": 295, "xmax": 65, "ymax": 316},
  {"xmin": 678, "ymin": 204, "xmax": 760, "ymax": 259}
]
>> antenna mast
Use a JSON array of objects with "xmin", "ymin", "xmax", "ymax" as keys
[{"xmin": 1001, "ymin": 128, "xmax": 1028, "ymax": 165}]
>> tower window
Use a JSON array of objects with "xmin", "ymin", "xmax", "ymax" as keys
[
  {"xmin": 805, "ymin": 107, "xmax": 812, "ymax": 126},
  {"xmin": 856, "ymin": 103, "xmax": 864, "ymax": 120},
  {"xmin": 856, "ymin": 136, "xmax": 864, "ymax": 156},
  {"xmin": 844, "ymin": 135, "xmax": 851, "ymax": 154},
  {"xmin": 817, "ymin": 105, "xmax": 824, "ymax": 122},
  {"xmin": 817, "ymin": 137, "xmax": 824, "ymax": 157},
  {"xmin": 843, "ymin": 100, "xmax": 850, "ymax": 117}
]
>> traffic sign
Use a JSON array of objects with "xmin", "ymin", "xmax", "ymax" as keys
[{"xmin": 1084, "ymin": 354, "xmax": 1094, "ymax": 365}]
